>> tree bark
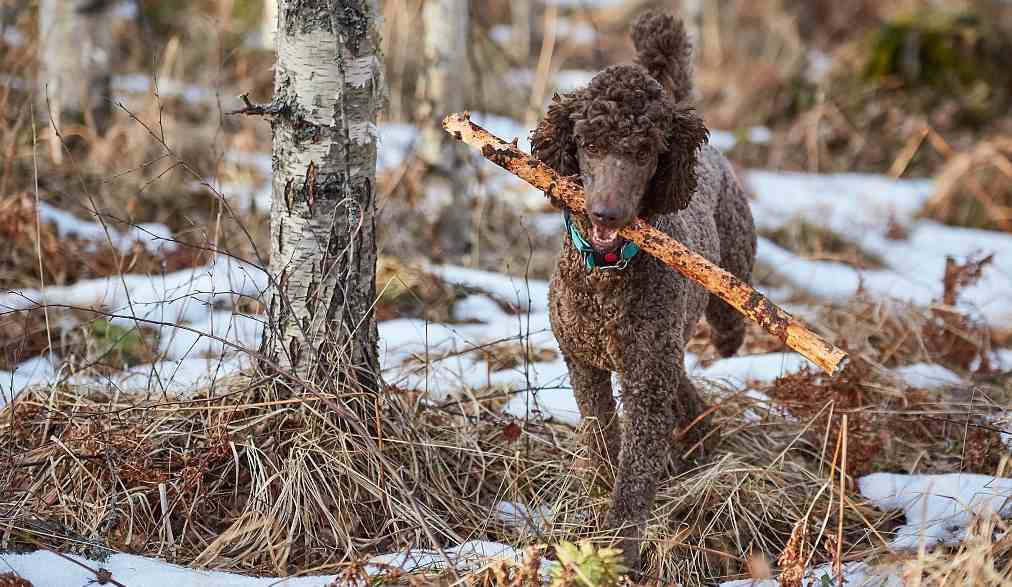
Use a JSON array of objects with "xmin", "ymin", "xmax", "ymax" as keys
[
  {"xmin": 260, "ymin": 0, "xmax": 384, "ymax": 392},
  {"xmin": 418, "ymin": 0, "xmax": 472, "ymax": 257},
  {"xmin": 443, "ymin": 113, "xmax": 850, "ymax": 376},
  {"xmin": 509, "ymin": 0, "xmax": 532, "ymax": 63},
  {"xmin": 37, "ymin": 0, "xmax": 113, "ymax": 136},
  {"xmin": 261, "ymin": 0, "xmax": 278, "ymax": 49}
]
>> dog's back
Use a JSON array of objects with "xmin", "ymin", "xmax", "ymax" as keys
[
  {"xmin": 633, "ymin": 11, "xmax": 757, "ymax": 357},
  {"xmin": 699, "ymin": 145, "xmax": 756, "ymax": 357}
]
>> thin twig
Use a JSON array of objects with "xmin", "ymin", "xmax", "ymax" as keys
[{"xmin": 227, "ymin": 93, "xmax": 285, "ymax": 117}]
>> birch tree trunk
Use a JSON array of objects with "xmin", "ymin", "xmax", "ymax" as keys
[
  {"xmin": 260, "ymin": 0, "xmax": 384, "ymax": 392},
  {"xmin": 37, "ymin": 0, "xmax": 113, "ymax": 136},
  {"xmin": 261, "ymin": 0, "xmax": 278, "ymax": 49},
  {"xmin": 509, "ymin": 0, "xmax": 532, "ymax": 63},
  {"xmin": 681, "ymin": 0, "xmax": 703, "ymax": 50},
  {"xmin": 418, "ymin": 0, "xmax": 472, "ymax": 257}
]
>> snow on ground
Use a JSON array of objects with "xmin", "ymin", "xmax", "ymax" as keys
[
  {"xmin": 892, "ymin": 363, "xmax": 963, "ymax": 389},
  {"xmin": 718, "ymin": 561, "xmax": 903, "ymax": 587},
  {"xmin": 710, "ymin": 126, "xmax": 773, "ymax": 151},
  {"xmin": 366, "ymin": 540, "xmax": 528, "ymax": 575},
  {"xmin": 1, "ymin": 257, "xmax": 267, "ymax": 404},
  {"xmin": 1, "ymin": 541, "xmax": 531, "ymax": 587},
  {"xmin": 553, "ymin": 17, "xmax": 599, "ymax": 45},
  {"xmin": 113, "ymin": 74, "xmax": 217, "ymax": 106},
  {"xmin": 0, "ymin": 257, "xmax": 266, "ymax": 330},
  {"xmin": 1, "ymin": 551, "xmax": 337, "ymax": 587},
  {"xmin": 695, "ymin": 352, "xmax": 810, "ymax": 385},
  {"xmin": 0, "ymin": 355, "xmax": 56, "ymax": 404},
  {"xmin": 38, "ymin": 201, "xmax": 175, "ymax": 255},
  {"xmin": 858, "ymin": 473, "xmax": 1012, "ymax": 550},
  {"xmin": 1, "ymin": 546, "xmax": 907, "ymax": 587},
  {"xmin": 746, "ymin": 170, "xmax": 1012, "ymax": 324},
  {"xmin": 495, "ymin": 501, "xmax": 555, "ymax": 534}
]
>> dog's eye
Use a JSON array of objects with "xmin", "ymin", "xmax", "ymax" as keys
[
  {"xmin": 636, "ymin": 147, "xmax": 651, "ymax": 164},
  {"xmin": 584, "ymin": 143, "xmax": 600, "ymax": 155}
]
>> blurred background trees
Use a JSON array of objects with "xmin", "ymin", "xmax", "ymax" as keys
[{"xmin": 37, "ymin": 0, "xmax": 113, "ymax": 145}]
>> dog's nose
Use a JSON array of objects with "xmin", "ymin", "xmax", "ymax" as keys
[{"xmin": 590, "ymin": 205, "xmax": 622, "ymax": 226}]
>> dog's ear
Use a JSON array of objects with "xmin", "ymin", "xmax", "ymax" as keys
[
  {"xmin": 641, "ymin": 105, "xmax": 708, "ymax": 217},
  {"xmin": 530, "ymin": 92, "xmax": 583, "ymax": 177}
]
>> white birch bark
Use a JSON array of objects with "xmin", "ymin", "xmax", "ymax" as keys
[
  {"xmin": 510, "ymin": 0, "xmax": 532, "ymax": 62},
  {"xmin": 260, "ymin": 0, "xmax": 384, "ymax": 390},
  {"xmin": 681, "ymin": 0, "xmax": 703, "ymax": 48},
  {"xmin": 261, "ymin": 0, "xmax": 278, "ymax": 49},
  {"xmin": 418, "ymin": 0, "xmax": 472, "ymax": 256},
  {"xmin": 37, "ymin": 0, "xmax": 113, "ymax": 134}
]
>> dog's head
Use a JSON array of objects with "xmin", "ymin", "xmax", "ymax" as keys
[{"xmin": 531, "ymin": 65, "xmax": 708, "ymax": 253}]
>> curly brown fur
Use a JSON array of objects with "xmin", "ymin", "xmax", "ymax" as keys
[
  {"xmin": 632, "ymin": 11, "xmax": 694, "ymax": 103},
  {"xmin": 530, "ymin": 11, "xmax": 757, "ymax": 573}
]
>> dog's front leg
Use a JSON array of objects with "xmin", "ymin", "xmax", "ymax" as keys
[
  {"xmin": 564, "ymin": 353, "xmax": 620, "ymax": 483},
  {"xmin": 606, "ymin": 357, "xmax": 681, "ymax": 572}
]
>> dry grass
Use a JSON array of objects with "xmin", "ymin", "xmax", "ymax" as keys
[
  {"xmin": 0, "ymin": 193, "xmax": 210, "ymax": 290},
  {"xmin": 899, "ymin": 514, "xmax": 1012, "ymax": 586},
  {"xmin": 760, "ymin": 217, "xmax": 886, "ymax": 269},
  {"xmin": 2, "ymin": 346, "xmax": 1007, "ymax": 585},
  {"xmin": 922, "ymin": 137, "xmax": 1012, "ymax": 232},
  {"xmin": 768, "ymin": 360, "xmax": 1008, "ymax": 477}
]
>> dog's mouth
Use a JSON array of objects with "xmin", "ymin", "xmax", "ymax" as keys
[{"xmin": 588, "ymin": 223, "xmax": 622, "ymax": 252}]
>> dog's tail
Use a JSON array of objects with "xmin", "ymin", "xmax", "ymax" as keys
[{"xmin": 631, "ymin": 11, "xmax": 694, "ymax": 103}]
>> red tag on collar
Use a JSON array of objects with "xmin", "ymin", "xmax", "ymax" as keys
[{"xmin": 603, "ymin": 251, "xmax": 619, "ymax": 264}]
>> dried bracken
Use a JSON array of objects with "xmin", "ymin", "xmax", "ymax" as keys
[
  {"xmin": 0, "ymin": 573, "xmax": 33, "ymax": 587},
  {"xmin": 768, "ymin": 359, "xmax": 1005, "ymax": 476},
  {"xmin": 777, "ymin": 520, "xmax": 808, "ymax": 587},
  {"xmin": 925, "ymin": 138, "xmax": 1012, "ymax": 233}
]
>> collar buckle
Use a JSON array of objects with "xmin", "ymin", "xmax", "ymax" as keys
[{"xmin": 597, "ymin": 258, "xmax": 630, "ymax": 271}]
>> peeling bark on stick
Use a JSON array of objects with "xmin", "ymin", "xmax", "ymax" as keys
[{"xmin": 443, "ymin": 113, "xmax": 849, "ymax": 376}]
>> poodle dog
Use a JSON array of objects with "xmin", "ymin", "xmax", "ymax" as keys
[{"xmin": 530, "ymin": 11, "xmax": 757, "ymax": 571}]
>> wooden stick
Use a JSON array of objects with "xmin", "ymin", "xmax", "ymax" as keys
[{"xmin": 443, "ymin": 112, "xmax": 849, "ymax": 376}]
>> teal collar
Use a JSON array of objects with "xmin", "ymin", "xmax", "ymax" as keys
[{"xmin": 563, "ymin": 209, "xmax": 640, "ymax": 271}]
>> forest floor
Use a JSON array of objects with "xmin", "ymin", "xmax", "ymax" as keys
[{"xmin": 2, "ymin": 1, "xmax": 1012, "ymax": 585}]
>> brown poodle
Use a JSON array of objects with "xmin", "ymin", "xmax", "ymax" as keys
[{"xmin": 530, "ymin": 11, "xmax": 757, "ymax": 571}]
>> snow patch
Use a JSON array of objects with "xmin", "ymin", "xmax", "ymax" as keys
[
  {"xmin": 496, "ymin": 501, "xmax": 554, "ymax": 533},
  {"xmin": 1, "ymin": 550, "xmax": 336, "ymax": 587},
  {"xmin": 553, "ymin": 69, "xmax": 596, "ymax": 92},
  {"xmin": 367, "ymin": 540, "xmax": 521, "ymax": 575},
  {"xmin": 718, "ymin": 561, "xmax": 902, "ymax": 587},
  {"xmin": 696, "ymin": 352, "xmax": 810, "ymax": 385},
  {"xmin": 2, "ymin": 540, "xmax": 529, "ymax": 586},
  {"xmin": 38, "ymin": 202, "xmax": 175, "ymax": 255},
  {"xmin": 710, "ymin": 127, "xmax": 773, "ymax": 152},
  {"xmin": 858, "ymin": 472, "xmax": 1012, "ymax": 550},
  {"xmin": 0, "ymin": 258, "xmax": 267, "ymax": 400},
  {"xmin": 1, "ymin": 355, "xmax": 57, "ymax": 405},
  {"xmin": 553, "ymin": 18, "xmax": 598, "ymax": 45},
  {"xmin": 113, "ymin": 74, "xmax": 212, "ymax": 105},
  {"xmin": 893, "ymin": 363, "xmax": 963, "ymax": 389}
]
